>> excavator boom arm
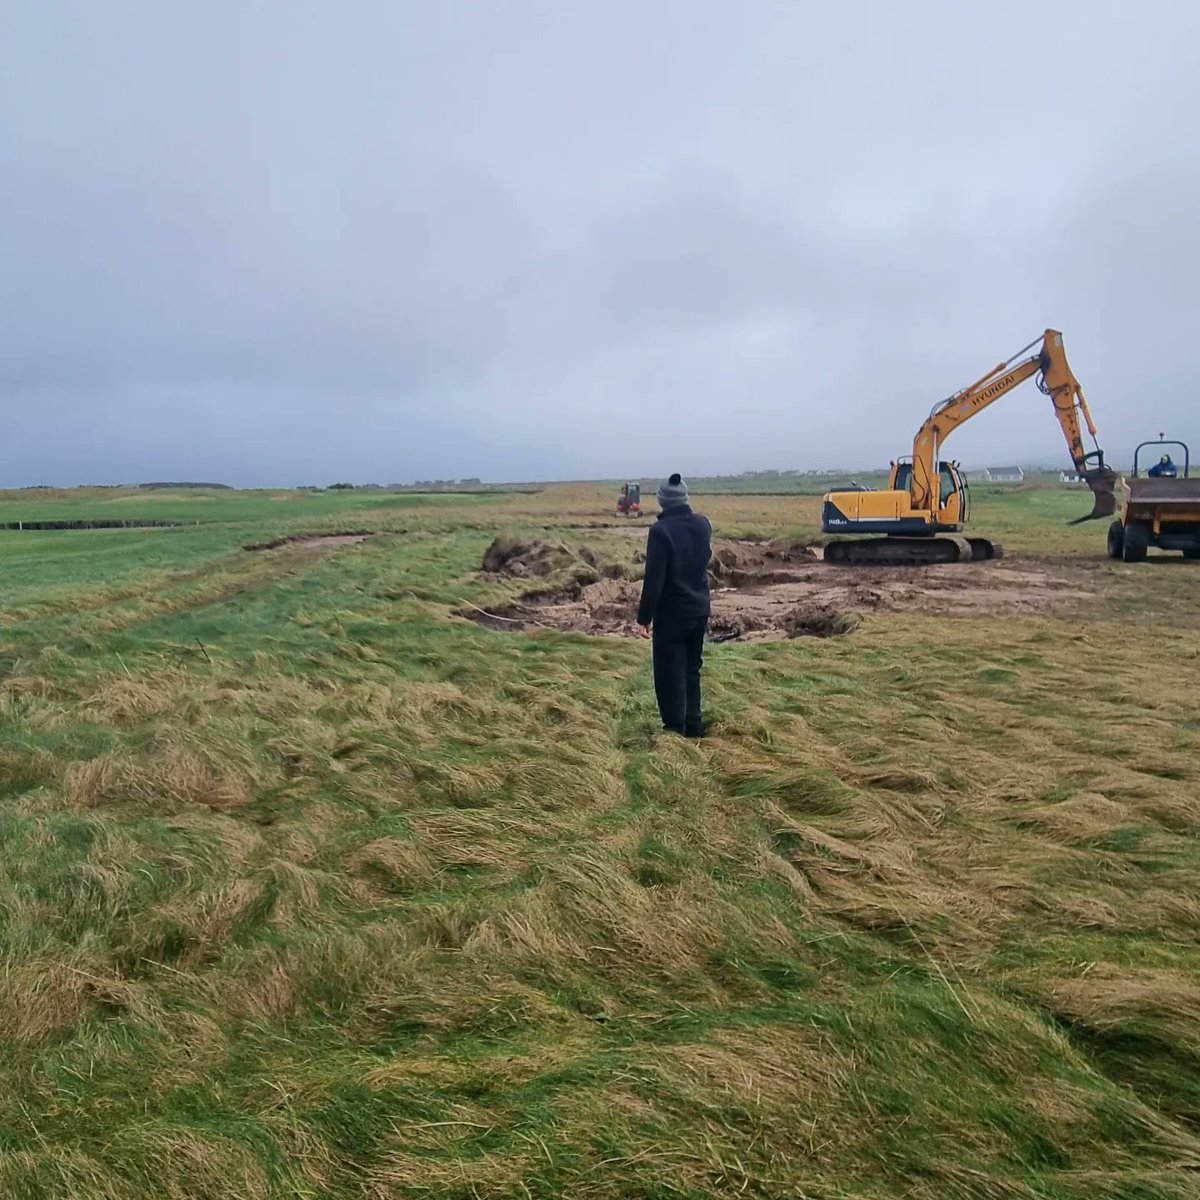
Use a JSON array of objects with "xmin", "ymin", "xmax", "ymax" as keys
[
  {"xmin": 909, "ymin": 329, "xmax": 1115, "ymax": 520},
  {"xmin": 910, "ymin": 355, "xmax": 1041, "ymax": 511},
  {"xmin": 1038, "ymin": 331, "xmax": 1103, "ymax": 470}
]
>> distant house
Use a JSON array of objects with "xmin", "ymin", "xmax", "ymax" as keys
[
  {"xmin": 981, "ymin": 466, "xmax": 1025, "ymax": 483},
  {"xmin": 1060, "ymin": 470, "xmax": 1083, "ymax": 484}
]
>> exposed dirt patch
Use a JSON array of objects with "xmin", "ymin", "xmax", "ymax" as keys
[
  {"xmin": 481, "ymin": 536, "xmax": 576, "ymax": 577},
  {"xmin": 245, "ymin": 531, "xmax": 374, "ymax": 551},
  {"xmin": 460, "ymin": 537, "xmax": 1103, "ymax": 642},
  {"xmin": 293, "ymin": 534, "xmax": 372, "ymax": 552},
  {"xmin": 710, "ymin": 538, "xmax": 817, "ymax": 587}
]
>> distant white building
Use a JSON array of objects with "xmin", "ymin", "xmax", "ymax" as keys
[
  {"xmin": 980, "ymin": 466, "xmax": 1025, "ymax": 483},
  {"xmin": 1060, "ymin": 470, "xmax": 1083, "ymax": 484}
]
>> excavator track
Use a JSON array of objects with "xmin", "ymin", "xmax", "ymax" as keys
[
  {"xmin": 824, "ymin": 537, "xmax": 1003, "ymax": 567},
  {"xmin": 968, "ymin": 538, "xmax": 1004, "ymax": 561}
]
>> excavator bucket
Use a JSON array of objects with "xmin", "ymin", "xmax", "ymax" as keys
[{"xmin": 1067, "ymin": 466, "xmax": 1119, "ymax": 525}]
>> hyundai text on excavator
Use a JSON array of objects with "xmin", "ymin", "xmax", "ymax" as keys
[{"xmin": 821, "ymin": 329, "xmax": 1117, "ymax": 566}]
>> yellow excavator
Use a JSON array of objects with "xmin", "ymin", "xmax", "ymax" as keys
[{"xmin": 822, "ymin": 329, "xmax": 1117, "ymax": 565}]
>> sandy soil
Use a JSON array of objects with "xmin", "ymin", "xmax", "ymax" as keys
[
  {"xmin": 294, "ymin": 534, "xmax": 372, "ymax": 551},
  {"xmin": 462, "ymin": 538, "xmax": 1101, "ymax": 642},
  {"xmin": 245, "ymin": 532, "xmax": 373, "ymax": 551}
]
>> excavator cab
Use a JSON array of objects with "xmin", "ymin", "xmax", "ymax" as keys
[
  {"xmin": 939, "ymin": 462, "xmax": 969, "ymax": 525},
  {"xmin": 890, "ymin": 459, "xmax": 968, "ymax": 528}
]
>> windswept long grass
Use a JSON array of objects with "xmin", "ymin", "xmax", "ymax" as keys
[{"xmin": 0, "ymin": 485, "xmax": 1197, "ymax": 1198}]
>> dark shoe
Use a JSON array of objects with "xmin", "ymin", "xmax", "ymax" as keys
[
  {"xmin": 684, "ymin": 723, "xmax": 709, "ymax": 739},
  {"xmin": 661, "ymin": 725, "xmax": 687, "ymax": 737}
]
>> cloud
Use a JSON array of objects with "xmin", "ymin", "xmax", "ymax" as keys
[{"xmin": 1, "ymin": 0, "xmax": 1197, "ymax": 484}]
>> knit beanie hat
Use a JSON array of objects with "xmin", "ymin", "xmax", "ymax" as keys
[{"xmin": 657, "ymin": 473, "xmax": 690, "ymax": 511}]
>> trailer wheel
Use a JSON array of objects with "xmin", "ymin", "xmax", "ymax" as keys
[
  {"xmin": 1106, "ymin": 521, "xmax": 1124, "ymax": 560},
  {"xmin": 1122, "ymin": 521, "xmax": 1150, "ymax": 563},
  {"xmin": 1183, "ymin": 547, "xmax": 1200, "ymax": 560}
]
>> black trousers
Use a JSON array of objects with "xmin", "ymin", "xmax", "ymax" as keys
[{"xmin": 652, "ymin": 616, "xmax": 707, "ymax": 733}]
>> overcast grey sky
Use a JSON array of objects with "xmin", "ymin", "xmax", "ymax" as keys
[{"xmin": 2, "ymin": 1, "xmax": 1197, "ymax": 486}]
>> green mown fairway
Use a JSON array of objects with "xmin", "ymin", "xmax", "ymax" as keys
[{"xmin": 1, "ymin": 484, "xmax": 1198, "ymax": 1199}]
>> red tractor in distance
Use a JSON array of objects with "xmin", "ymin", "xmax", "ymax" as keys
[{"xmin": 616, "ymin": 482, "xmax": 642, "ymax": 517}]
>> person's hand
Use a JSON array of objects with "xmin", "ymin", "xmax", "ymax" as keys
[{"xmin": 635, "ymin": 623, "xmax": 651, "ymax": 639}]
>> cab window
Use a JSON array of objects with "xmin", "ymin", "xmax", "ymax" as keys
[{"xmin": 939, "ymin": 464, "xmax": 957, "ymax": 505}]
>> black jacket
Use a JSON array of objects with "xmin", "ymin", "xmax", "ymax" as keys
[{"xmin": 636, "ymin": 506, "xmax": 712, "ymax": 627}]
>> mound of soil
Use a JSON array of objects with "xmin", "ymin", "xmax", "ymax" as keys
[
  {"xmin": 709, "ymin": 538, "xmax": 819, "ymax": 588},
  {"xmin": 481, "ymin": 536, "xmax": 581, "ymax": 578},
  {"xmin": 710, "ymin": 537, "xmax": 814, "ymax": 572}
]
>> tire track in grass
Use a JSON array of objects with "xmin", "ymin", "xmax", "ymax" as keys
[{"xmin": 3, "ymin": 540, "xmax": 382, "ymax": 659}]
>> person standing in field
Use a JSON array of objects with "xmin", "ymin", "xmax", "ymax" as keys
[{"xmin": 636, "ymin": 474, "xmax": 712, "ymax": 738}]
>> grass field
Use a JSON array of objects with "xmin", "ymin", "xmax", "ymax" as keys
[{"xmin": 1, "ymin": 484, "xmax": 1198, "ymax": 1199}]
